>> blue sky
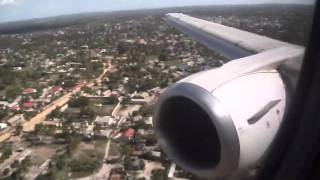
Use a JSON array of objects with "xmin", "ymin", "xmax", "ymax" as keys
[{"xmin": 0, "ymin": 0, "xmax": 314, "ymax": 23}]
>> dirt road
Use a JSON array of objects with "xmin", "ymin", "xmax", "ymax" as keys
[
  {"xmin": 23, "ymin": 62, "xmax": 114, "ymax": 132},
  {"xmin": 0, "ymin": 62, "xmax": 114, "ymax": 141}
]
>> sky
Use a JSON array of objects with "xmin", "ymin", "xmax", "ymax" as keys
[{"xmin": 0, "ymin": 0, "xmax": 315, "ymax": 23}]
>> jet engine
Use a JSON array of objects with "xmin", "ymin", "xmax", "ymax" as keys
[{"xmin": 154, "ymin": 65, "xmax": 287, "ymax": 179}]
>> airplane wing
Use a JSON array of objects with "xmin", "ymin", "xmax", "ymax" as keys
[
  {"xmin": 164, "ymin": 13, "xmax": 304, "ymax": 88},
  {"xmin": 164, "ymin": 13, "xmax": 303, "ymax": 60}
]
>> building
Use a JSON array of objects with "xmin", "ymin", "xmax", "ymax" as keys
[
  {"xmin": 0, "ymin": 101, "xmax": 8, "ymax": 109},
  {"xmin": 0, "ymin": 123, "xmax": 8, "ymax": 130},
  {"xmin": 23, "ymin": 102, "xmax": 34, "ymax": 109},
  {"xmin": 151, "ymin": 151, "xmax": 161, "ymax": 158},
  {"xmin": 145, "ymin": 117, "xmax": 153, "ymax": 127},
  {"xmin": 50, "ymin": 86, "xmax": 63, "ymax": 94},
  {"xmin": 23, "ymin": 88, "xmax": 37, "ymax": 95},
  {"xmin": 94, "ymin": 116, "xmax": 114, "ymax": 128},
  {"xmin": 7, "ymin": 114, "xmax": 25, "ymax": 126},
  {"xmin": 7, "ymin": 102, "xmax": 20, "ymax": 111},
  {"xmin": 130, "ymin": 98, "xmax": 147, "ymax": 104},
  {"xmin": 123, "ymin": 128, "xmax": 135, "ymax": 140}
]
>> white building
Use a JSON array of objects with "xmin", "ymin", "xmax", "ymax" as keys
[
  {"xmin": 0, "ymin": 123, "xmax": 8, "ymax": 130},
  {"xmin": 94, "ymin": 116, "xmax": 114, "ymax": 127},
  {"xmin": 7, "ymin": 114, "xmax": 25, "ymax": 126}
]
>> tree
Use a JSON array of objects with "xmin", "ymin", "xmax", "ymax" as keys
[
  {"xmin": 11, "ymin": 160, "xmax": 19, "ymax": 168},
  {"xmin": 103, "ymin": 96, "xmax": 118, "ymax": 105},
  {"xmin": 158, "ymin": 53, "xmax": 168, "ymax": 61},
  {"xmin": 69, "ymin": 154, "xmax": 100, "ymax": 173},
  {"xmin": 117, "ymin": 42, "xmax": 128, "ymax": 55},
  {"xmin": 20, "ymin": 155, "xmax": 31, "ymax": 171},
  {"xmin": 5, "ymin": 86, "xmax": 21, "ymax": 99},
  {"xmin": 140, "ymin": 105, "xmax": 153, "ymax": 117},
  {"xmin": 123, "ymin": 155, "xmax": 134, "ymax": 170},
  {"xmin": 82, "ymin": 86, "xmax": 94, "ymax": 94},
  {"xmin": 69, "ymin": 136, "xmax": 81, "ymax": 152},
  {"xmin": 0, "ymin": 84, "xmax": 5, "ymax": 91},
  {"xmin": 56, "ymin": 154, "xmax": 67, "ymax": 170},
  {"xmin": 119, "ymin": 142, "xmax": 133, "ymax": 156},
  {"xmin": 47, "ymin": 107, "xmax": 62, "ymax": 119},
  {"xmin": 2, "ymin": 168, "xmax": 9, "ymax": 176},
  {"xmin": 0, "ymin": 145, "xmax": 12, "ymax": 163},
  {"xmin": 0, "ymin": 109, "xmax": 8, "ymax": 120},
  {"xmin": 151, "ymin": 169, "xmax": 167, "ymax": 180},
  {"xmin": 80, "ymin": 106, "xmax": 95, "ymax": 119},
  {"xmin": 15, "ymin": 125, "xmax": 23, "ymax": 136},
  {"xmin": 34, "ymin": 124, "xmax": 44, "ymax": 135},
  {"xmin": 69, "ymin": 96, "xmax": 89, "ymax": 108}
]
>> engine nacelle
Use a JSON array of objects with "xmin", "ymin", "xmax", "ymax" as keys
[{"xmin": 154, "ymin": 67, "xmax": 286, "ymax": 179}]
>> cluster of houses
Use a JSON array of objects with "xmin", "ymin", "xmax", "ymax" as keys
[{"xmin": 0, "ymin": 85, "xmax": 64, "ymax": 132}]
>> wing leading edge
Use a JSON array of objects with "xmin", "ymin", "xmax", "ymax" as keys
[
  {"xmin": 164, "ymin": 13, "xmax": 303, "ymax": 60},
  {"xmin": 165, "ymin": 13, "xmax": 305, "ymax": 90}
]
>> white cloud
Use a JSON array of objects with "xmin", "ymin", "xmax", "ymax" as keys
[{"xmin": 0, "ymin": 0, "xmax": 18, "ymax": 6}]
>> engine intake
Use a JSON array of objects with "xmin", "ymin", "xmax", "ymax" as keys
[{"xmin": 154, "ymin": 70, "xmax": 286, "ymax": 179}]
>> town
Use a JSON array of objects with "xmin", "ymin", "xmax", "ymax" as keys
[{"xmin": 0, "ymin": 4, "xmax": 313, "ymax": 180}]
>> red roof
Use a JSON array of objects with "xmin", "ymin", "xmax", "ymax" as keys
[
  {"xmin": 123, "ymin": 128, "xmax": 135, "ymax": 138},
  {"xmin": 23, "ymin": 88, "xmax": 36, "ymax": 94},
  {"xmin": 51, "ymin": 86, "xmax": 62, "ymax": 93},
  {"xmin": 23, "ymin": 102, "xmax": 33, "ymax": 108}
]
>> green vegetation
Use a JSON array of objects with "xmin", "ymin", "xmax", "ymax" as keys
[
  {"xmin": 68, "ymin": 154, "xmax": 100, "ymax": 173},
  {"xmin": 35, "ymin": 124, "xmax": 56, "ymax": 136},
  {"xmin": 0, "ymin": 109, "xmax": 8, "ymax": 120},
  {"xmin": 43, "ymin": 140, "xmax": 106, "ymax": 179},
  {"xmin": 151, "ymin": 169, "xmax": 167, "ymax": 180},
  {"xmin": 3, "ymin": 155, "xmax": 31, "ymax": 180},
  {"xmin": 0, "ymin": 145, "xmax": 12, "ymax": 164},
  {"xmin": 103, "ymin": 96, "xmax": 118, "ymax": 105},
  {"xmin": 47, "ymin": 107, "xmax": 63, "ymax": 120},
  {"xmin": 68, "ymin": 96, "xmax": 89, "ymax": 108},
  {"xmin": 81, "ymin": 86, "xmax": 94, "ymax": 94},
  {"xmin": 5, "ymin": 86, "xmax": 21, "ymax": 100}
]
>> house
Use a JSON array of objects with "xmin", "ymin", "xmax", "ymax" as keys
[
  {"xmin": 8, "ymin": 104, "xmax": 20, "ymax": 111},
  {"xmin": 133, "ymin": 115, "xmax": 142, "ymax": 122},
  {"xmin": 0, "ymin": 123, "xmax": 8, "ymax": 130},
  {"xmin": 151, "ymin": 151, "xmax": 161, "ymax": 158},
  {"xmin": 130, "ymin": 98, "xmax": 146, "ymax": 104},
  {"xmin": 60, "ymin": 104, "xmax": 68, "ymax": 112},
  {"xmin": 123, "ymin": 128, "xmax": 135, "ymax": 140},
  {"xmin": 23, "ymin": 102, "xmax": 34, "ymax": 109},
  {"xmin": 50, "ymin": 86, "xmax": 63, "ymax": 94},
  {"xmin": 85, "ymin": 123, "xmax": 94, "ymax": 137},
  {"xmin": 42, "ymin": 120, "xmax": 61, "ymax": 127},
  {"xmin": 94, "ymin": 130, "xmax": 111, "ymax": 139},
  {"xmin": 23, "ymin": 88, "xmax": 37, "ymax": 95},
  {"xmin": 145, "ymin": 117, "xmax": 153, "ymax": 126},
  {"xmin": 7, "ymin": 114, "xmax": 25, "ymax": 126},
  {"xmin": 0, "ymin": 101, "xmax": 8, "ymax": 109},
  {"xmin": 94, "ymin": 116, "xmax": 114, "ymax": 127},
  {"xmin": 137, "ymin": 38, "xmax": 147, "ymax": 45},
  {"xmin": 12, "ymin": 67, "xmax": 22, "ymax": 71},
  {"xmin": 7, "ymin": 102, "xmax": 18, "ymax": 108},
  {"xmin": 81, "ymin": 45, "xmax": 89, "ymax": 51}
]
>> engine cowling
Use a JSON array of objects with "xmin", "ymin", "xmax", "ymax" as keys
[{"xmin": 154, "ymin": 68, "xmax": 286, "ymax": 179}]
